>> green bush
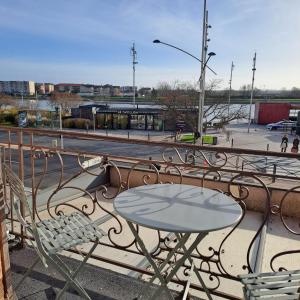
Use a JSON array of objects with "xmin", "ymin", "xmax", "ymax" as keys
[
  {"xmin": 63, "ymin": 118, "xmax": 91, "ymax": 129},
  {"xmin": 3, "ymin": 112, "xmax": 17, "ymax": 125}
]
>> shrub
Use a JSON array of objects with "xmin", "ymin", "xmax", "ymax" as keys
[
  {"xmin": 3, "ymin": 112, "xmax": 17, "ymax": 125},
  {"xmin": 63, "ymin": 118, "xmax": 91, "ymax": 129}
]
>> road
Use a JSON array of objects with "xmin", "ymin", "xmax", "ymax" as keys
[{"xmin": 0, "ymin": 129, "xmax": 183, "ymax": 189}]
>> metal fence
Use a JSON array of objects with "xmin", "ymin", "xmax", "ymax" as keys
[{"xmin": 1, "ymin": 126, "xmax": 300, "ymax": 300}]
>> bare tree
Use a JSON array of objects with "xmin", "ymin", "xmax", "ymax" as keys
[
  {"xmin": 0, "ymin": 94, "xmax": 16, "ymax": 108},
  {"xmin": 49, "ymin": 92, "xmax": 83, "ymax": 112},
  {"xmin": 156, "ymin": 80, "xmax": 247, "ymax": 131}
]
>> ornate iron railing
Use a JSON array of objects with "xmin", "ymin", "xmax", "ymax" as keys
[{"xmin": 1, "ymin": 127, "xmax": 300, "ymax": 299}]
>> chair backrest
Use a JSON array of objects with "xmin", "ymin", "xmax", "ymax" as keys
[{"xmin": 3, "ymin": 164, "xmax": 48, "ymax": 262}]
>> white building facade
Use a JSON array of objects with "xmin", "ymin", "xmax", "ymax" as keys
[{"xmin": 0, "ymin": 81, "xmax": 35, "ymax": 95}]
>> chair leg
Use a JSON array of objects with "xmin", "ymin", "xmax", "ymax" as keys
[
  {"xmin": 15, "ymin": 256, "xmax": 40, "ymax": 290},
  {"xmin": 47, "ymin": 255, "xmax": 91, "ymax": 300},
  {"xmin": 54, "ymin": 240, "xmax": 99, "ymax": 300}
]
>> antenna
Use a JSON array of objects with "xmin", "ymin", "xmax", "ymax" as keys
[{"xmin": 131, "ymin": 43, "xmax": 138, "ymax": 105}]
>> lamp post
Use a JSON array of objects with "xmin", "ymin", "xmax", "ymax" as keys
[
  {"xmin": 228, "ymin": 62, "xmax": 234, "ymax": 118},
  {"xmin": 153, "ymin": 40, "xmax": 216, "ymax": 75},
  {"xmin": 247, "ymin": 52, "xmax": 257, "ymax": 133},
  {"xmin": 153, "ymin": 40, "xmax": 216, "ymax": 136}
]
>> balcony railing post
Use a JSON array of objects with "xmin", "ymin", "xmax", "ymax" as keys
[
  {"xmin": 272, "ymin": 163, "xmax": 277, "ymax": 183},
  {"xmin": 30, "ymin": 133, "xmax": 36, "ymax": 222},
  {"xmin": 235, "ymin": 155, "xmax": 240, "ymax": 170},
  {"xmin": 0, "ymin": 155, "xmax": 15, "ymax": 299},
  {"xmin": 17, "ymin": 130, "xmax": 25, "ymax": 247}
]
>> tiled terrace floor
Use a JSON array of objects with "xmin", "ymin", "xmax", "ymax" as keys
[{"xmin": 11, "ymin": 247, "xmax": 200, "ymax": 300}]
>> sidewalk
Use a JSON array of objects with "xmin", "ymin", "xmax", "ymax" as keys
[{"xmin": 62, "ymin": 123, "xmax": 296, "ymax": 152}]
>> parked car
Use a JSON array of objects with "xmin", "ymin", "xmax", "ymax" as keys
[{"xmin": 266, "ymin": 120, "xmax": 296, "ymax": 131}]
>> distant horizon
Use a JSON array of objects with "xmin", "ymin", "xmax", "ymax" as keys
[
  {"xmin": 2, "ymin": 79, "xmax": 300, "ymax": 92},
  {"xmin": 0, "ymin": 1, "xmax": 299, "ymax": 89}
]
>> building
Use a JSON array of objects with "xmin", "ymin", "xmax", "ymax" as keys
[
  {"xmin": 111, "ymin": 86, "xmax": 121, "ymax": 96},
  {"xmin": 44, "ymin": 83, "xmax": 54, "ymax": 94},
  {"xmin": 120, "ymin": 86, "xmax": 134, "ymax": 97},
  {"xmin": 0, "ymin": 81, "xmax": 35, "ymax": 95},
  {"xmin": 35, "ymin": 83, "xmax": 45, "ymax": 95},
  {"xmin": 138, "ymin": 87, "xmax": 152, "ymax": 97},
  {"xmin": 79, "ymin": 84, "xmax": 94, "ymax": 96},
  {"xmin": 94, "ymin": 85, "xmax": 111, "ymax": 97},
  {"xmin": 55, "ymin": 83, "xmax": 81, "ymax": 94},
  {"xmin": 35, "ymin": 83, "xmax": 55, "ymax": 95},
  {"xmin": 72, "ymin": 104, "xmax": 165, "ymax": 130}
]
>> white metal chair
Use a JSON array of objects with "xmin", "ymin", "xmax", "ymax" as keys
[
  {"xmin": 4, "ymin": 164, "xmax": 106, "ymax": 300},
  {"xmin": 239, "ymin": 269, "xmax": 300, "ymax": 299}
]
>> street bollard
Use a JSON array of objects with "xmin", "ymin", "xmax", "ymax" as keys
[
  {"xmin": 267, "ymin": 144, "xmax": 269, "ymax": 151},
  {"xmin": 231, "ymin": 138, "xmax": 234, "ymax": 148},
  {"xmin": 128, "ymin": 132, "xmax": 130, "ymax": 139}
]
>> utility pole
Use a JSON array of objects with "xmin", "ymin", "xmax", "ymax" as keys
[
  {"xmin": 131, "ymin": 43, "xmax": 138, "ymax": 105},
  {"xmin": 247, "ymin": 52, "xmax": 257, "ymax": 133},
  {"xmin": 228, "ymin": 61, "xmax": 234, "ymax": 118},
  {"xmin": 198, "ymin": 0, "xmax": 209, "ymax": 137}
]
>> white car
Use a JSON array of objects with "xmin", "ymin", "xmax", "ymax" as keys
[{"xmin": 266, "ymin": 120, "xmax": 296, "ymax": 131}]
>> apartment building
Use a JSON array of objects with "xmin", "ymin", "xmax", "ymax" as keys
[
  {"xmin": 79, "ymin": 84, "xmax": 94, "ymax": 96},
  {"xmin": 0, "ymin": 81, "xmax": 35, "ymax": 95},
  {"xmin": 35, "ymin": 83, "xmax": 54, "ymax": 95},
  {"xmin": 138, "ymin": 87, "xmax": 152, "ymax": 97},
  {"xmin": 45, "ymin": 83, "xmax": 54, "ymax": 94},
  {"xmin": 55, "ymin": 83, "xmax": 81, "ymax": 93},
  {"xmin": 94, "ymin": 85, "xmax": 111, "ymax": 96},
  {"xmin": 120, "ymin": 86, "xmax": 134, "ymax": 96}
]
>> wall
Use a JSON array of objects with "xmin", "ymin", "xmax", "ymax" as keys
[
  {"xmin": 255, "ymin": 103, "xmax": 290, "ymax": 125},
  {"xmin": 109, "ymin": 166, "xmax": 300, "ymax": 217}
]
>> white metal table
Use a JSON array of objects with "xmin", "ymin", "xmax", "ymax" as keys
[{"xmin": 114, "ymin": 184, "xmax": 242, "ymax": 300}]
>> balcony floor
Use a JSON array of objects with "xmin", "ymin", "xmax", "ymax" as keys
[{"xmin": 11, "ymin": 247, "xmax": 201, "ymax": 300}]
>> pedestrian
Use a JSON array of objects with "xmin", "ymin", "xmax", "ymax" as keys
[
  {"xmin": 291, "ymin": 136, "xmax": 299, "ymax": 153},
  {"xmin": 194, "ymin": 128, "xmax": 200, "ymax": 140},
  {"xmin": 280, "ymin": 135, "xmax": 288, "ymax": 152}
]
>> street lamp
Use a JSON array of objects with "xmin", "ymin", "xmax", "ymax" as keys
[
  {"xmin": 153, "ymin": 40, "xmax": 216, "ymax": 136},
  {"xmin": 153, "ymin": 40, "xmax": 216, "ymax": 75},
  {"xmin": 247, "ymin": 52, "xmax": 257, "ymax": 133}
]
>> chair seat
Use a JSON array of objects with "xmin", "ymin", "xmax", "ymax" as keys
[
  {"xmin": 239, "ymin": 269, "xmax": 300, "ymax": 299},
  {"xmin": 36, "ymin": 212, "xmax": 106, "ymax": 253}
]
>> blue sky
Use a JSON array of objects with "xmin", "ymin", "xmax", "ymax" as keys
[{"xmin": 0, "ymin": 0, "xmax": 299, "ymax": 89}]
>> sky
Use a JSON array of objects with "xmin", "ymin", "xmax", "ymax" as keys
[{"xmin": 0, "ymin": 0, "xmax": 299, "ymax": 90}]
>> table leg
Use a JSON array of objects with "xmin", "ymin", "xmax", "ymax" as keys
[
  {"xmin": 148, "ymin": 232, "xmax": 191, "ymax": 284},
  {"xmin": 175, "ymin": 233, "xmax": 213, "ymax": 300},
  {"xmin": 151, "ymin": 232, "xmax": 208, "ymax": 300},
  {"xmin": 127, "ymin": 221, "xmax": 175, "ymax": 300}
]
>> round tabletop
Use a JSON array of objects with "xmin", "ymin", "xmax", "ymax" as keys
[{"xmin": 114, "ymin": 184, "xmax": 242, "ymax": 233}]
